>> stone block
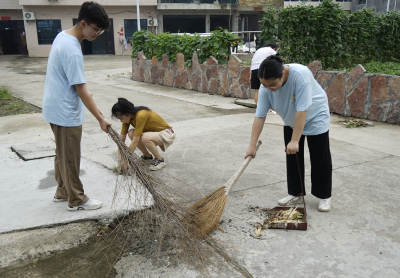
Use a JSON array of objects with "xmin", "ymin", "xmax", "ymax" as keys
[
  {"xmin": 145, "ymin": 67, "xmax": 150, "ymax": 83},
  {"xmin": 371, "ymin": 74, "xmax": 390, "ymax": 103},
  {"xmin": 187, "ymin": 66, "xmax": 192, "ymax": 76},
  {"xmin": 174, "ymin": 71, "xmax": 188, "ymax": 88},
  {"xmin": 231, "ymin": 80, "xmax": 241, "ymax": 97},
  {"xmin": 316, "ymin": 72, "xmax": 333, "ymax": 89},
  {"xmin": 190, "ymin": 72, "xmax": 201, "ymax": 91},
  {"xmin": 151, "ymin": 66, "xmax": 164, "ymax": 85},
  {"xmin": 138, "ymin": 51, "xmax": 146, "ymax": 65},
  {"xmin": 207, "ymin": 56, "xmax": 218, "ymax": 65},
  {"xmin": 348, "ymin": 76, "xmax": 368, "ymax": 117},
  {"xmin": 164, "ymin": 71, "xmax": 173, "ymax": 87},
  {"xmin": 201, "ymin": 64, "xmax": 207, "ymax": 72},
  {"xmin": 368, "ymin": 105, "xmax": 382, "ymax": 121},
  {"xmin": 206, "ymin": 65, "xmax": 218, "ymax": 80},
  {"xmin": 307, "ymin": 60, "xmax": 322, "ymax": 78},
  {"xmin": 152, "ymin": 56, "xmax": 157, "ymax": 65},
  {"xmin": 387, "ymin": 101, "xmax": 400, "ymax": 124},
  {"xmin": 192, "ymin": 51, "xmax": 202, "ymax": 72},
  {"xmin": 349, "ymin": 64, "xmax": 366, "ymax": 83},
  {"xmin": 219, "ymin": 72, "xmax": 230, "ymax": 95},
  {"xmin": 228, "ymin": 55, "xmax": 241, "ymax": 78},
  {"xmin": 208, "ymin": 78, "xmax": 218, "ymax": 94},
  {"xmin": 346, "ymin": 80, "xmax": 354, "ymax": 95},
  {"xmin": 139, "ymin": 66, "xmax": 145, "ymax": 82},
  {"xmin": 388, "ymin": 76, "xmax": 400, "ymax": 97},
  {"xmin": 241, "ymin": 85, "xmax": 249, "ymax": 99},
  {"xmin": 133, "ymin": 63, "xmax": 139, "ymax": 81},
  {"xmin": 202, "ymin": 73, "xmax": 208, "ymax": 93},
  {"xmin": 326, "ymin": 71, "xmax": 346, "ymax": 114},
  {"xmin": 239, "ymin": 66, "xmax": 251, "ymax": 86},
  {"xmin": 170, "ymin": 63, "xmax": 177, "ymax": 74},
  {"xmin": 186, "ymin": 82, "xmax": 192, "ymax": 90},
  {"xmin": 177, "ymin": 53, "xmax": 185, "ymax": 72},
  {"xmin": 162, "ymin": 54, "xmax": 169, "ymax": 68}
]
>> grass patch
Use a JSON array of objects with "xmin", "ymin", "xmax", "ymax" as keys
[
  {"xmin": 0, "ymin": 86, "xmax": 42, "ymax": 117},
  {"xmin": 0, "ymin": 87, "xmax": 13, "ymax": 100},
  {"xmin": 326, "ymin": 61, "xmax": 400, "ymax": 76}
]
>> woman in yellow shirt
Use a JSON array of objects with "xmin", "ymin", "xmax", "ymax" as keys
[{"xmin": 111, "ymin": 98, "xmax": 176, "ymax": 171}]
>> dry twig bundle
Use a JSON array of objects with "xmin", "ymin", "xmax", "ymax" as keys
[
  {"xmin": 188, "ymin": 141, "xmax": 262, "ymax": 235},
  {"xmin": 100, "ymin": 126, "xmax": 253, "ymax": 277}
]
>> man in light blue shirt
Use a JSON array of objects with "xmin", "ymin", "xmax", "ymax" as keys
[
  {"xmin": 42, "ymin": 2, "xmax": 111, "ymax": 211},
  {"xmin": 246, "ymin": 55, "xmax": 333, "ymax": 212}
]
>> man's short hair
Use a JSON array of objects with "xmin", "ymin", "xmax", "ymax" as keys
[
  {"xmin": 77, "ymin": 1, "xmax": 109, "ymax": 30},
  {"xmin": 267, "ymin": 42, "xmax": 278, "ymax": 50}
]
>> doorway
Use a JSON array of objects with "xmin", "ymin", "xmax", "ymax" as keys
[
  {"xmin": 72, "ymin": 19, "xmax": 115, "ymax": 55},
  {"xmin": 0, "ymin": 20, "xmax": 28, "ymax": 55}
]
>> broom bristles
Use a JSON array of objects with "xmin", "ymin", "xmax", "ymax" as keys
[{"xmin": 188, "ymin": 186, "xmax": 228, "ymax": 235}]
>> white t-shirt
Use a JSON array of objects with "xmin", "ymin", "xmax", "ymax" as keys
[
  {"xmin": 250, "ymin": 47, "xmax": 277, "ymax": 71},
  {"xmin": 42, "ymin": 31, "xmax": 86, "ymax": 127},
  {"xmin": 255, "ymin": 64, "xmax": 330, "ymax": 136}
]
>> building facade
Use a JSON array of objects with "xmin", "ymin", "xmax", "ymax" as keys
[
  {"xmin": 284, "ymin": 0, "xmax": 352, "ymax": 10},
  {"xmin": 0, "ymin": 0, "xmax": 281, "ymax": 57},
  {"xmin": 351, "ymin": 0, "xmax": 400, "ymax": 12}
]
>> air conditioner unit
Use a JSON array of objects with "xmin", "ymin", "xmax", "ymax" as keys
[
  {"xmin": 24, "ymin": 12, "xmax": 35, "ymax": 20},
  {"xmin": 147, "ymin": 18, "xmax": 158, "ymax": 27}
]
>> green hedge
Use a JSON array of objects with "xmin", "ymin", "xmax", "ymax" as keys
[
  {"xmin": 131, "ymin": 29, "xmax": 240, "ymax": 66},
  {"xmin": 259, "ymin": 0, "xmax": 400, "ymax": 69}
]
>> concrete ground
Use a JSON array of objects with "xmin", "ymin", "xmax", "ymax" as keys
[{"xmin": 0, "ymin": 55, "xmax": 399, "ymax": 277}]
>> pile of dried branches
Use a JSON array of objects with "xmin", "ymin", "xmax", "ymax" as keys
[{"xmin": 96, "ymin": 126, "xmax": 253, "ymax": 277}]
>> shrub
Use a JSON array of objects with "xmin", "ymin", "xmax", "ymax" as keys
[
  {"xmin": 131, "ymin": 29, "xmax": 240, "ymax": 66},
  {"xmin": 259, "ymin": 0, "xmax": 400, "ymax": 69}
]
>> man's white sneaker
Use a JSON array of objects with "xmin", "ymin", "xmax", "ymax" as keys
[
  {"xmin": 318, "ymin": 197, "xmax": 331, "ymax": 212},
  {"xmin": 67, "ymin": 199, "xmax": 102, "ymax": 211},
  {"xmin": 278, "ymin": 195, "xmax": 302, "ymax": 206},
  {"xmin": 53, "ymin": 196, "xmax": 68, "ymax": 202}
]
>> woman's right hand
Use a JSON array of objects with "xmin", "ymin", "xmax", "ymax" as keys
[
  {"xmin": 119, "ymin": 159, "xmax": 129, "ymax": 172},
  {"xmin": 245, "ymin": 145, "xmax": 257, "ymax": 159}
]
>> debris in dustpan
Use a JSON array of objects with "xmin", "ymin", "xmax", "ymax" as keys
[
  {"xmin": 268, "ymin": 206, "xmax": 304, "ymax": 224},
  {"xmin": 264, "ymin": 206, "xmax": 307, "ymax": 230},
  {"xmin": 339, "ymin": 118, "xmax": 373, "ymax": 128}
]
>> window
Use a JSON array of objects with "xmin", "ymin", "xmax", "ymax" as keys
[
  {"xmin": 124, "ymin": 19, "xmax": 147, "ymax": 43},
  {"xmin": 37, "ymin": 20, "xmax": 61, "ymax": 45},
  {"xmin": 358, "ymin": 0, "xmax": 366, "ymax": 4}
]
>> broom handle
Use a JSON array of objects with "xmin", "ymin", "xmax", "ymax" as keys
[{"xmin": 224, "ymin": 140, "xmax": 262, "ymax": 195}]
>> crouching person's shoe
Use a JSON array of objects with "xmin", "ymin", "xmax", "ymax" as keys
[{"xmin": 149, "ymin": 158, "xmax": 166, "ymax": 171}]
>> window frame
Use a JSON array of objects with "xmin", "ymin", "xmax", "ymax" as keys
[
  {"xmin": 36, "ymin": 20, "xmax": 62, "ymax": 45},
  {"xmin": 124, "ymin": 19, "xmax": 148, "ymax": 43}
]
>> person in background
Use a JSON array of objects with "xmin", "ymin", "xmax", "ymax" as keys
[
  {"xmin": 111, "ymin": 98, "xmax": 176, "ymax": 171},
  {"xmin": 42, "ymin": 2, "xmax": 111, "ymax": 211},
  {"xmin": 249, "ymin": 42, "xmax": 278, "ymax": 105},
  {"xmin": 245, "ymin": 55, "xmax": 332, "ymax": 212}
]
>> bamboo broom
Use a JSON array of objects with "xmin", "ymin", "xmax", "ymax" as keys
[{"xmin": 188, "ymin": 140, "xmax": 262, "ymax": 235}]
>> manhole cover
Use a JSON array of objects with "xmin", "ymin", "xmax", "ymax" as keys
[{"xmin": 11, "ymin": 140, "xmax": 56, "ymax": 161}]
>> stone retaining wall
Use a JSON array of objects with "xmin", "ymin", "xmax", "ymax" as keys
[
  {"xmin": 132, "ymin": 51, "xmax": 252, "ymax": 99},
  {"xmin": 132, "ymin": 53, "xmax": 400, "ymax": 124},
  {"xmin": 308, "ymin": 61, "xmax": 400, "ymax": 124}
]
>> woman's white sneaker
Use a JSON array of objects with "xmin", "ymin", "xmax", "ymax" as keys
[
  {"xmin": 67, "ymin": 199, "xmax": 102, "ymax": 211},
  {"xmin": 318, "ymin": 197, "xmax": 331, "ymax": 212},
  {"xmin": 278, "ymin": 195, "xmax": 302, "ymax": 206}
]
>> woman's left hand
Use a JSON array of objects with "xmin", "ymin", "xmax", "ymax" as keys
[{"xmin": 286, "ymin": 140, "xmax": 299, "ymax": 155}]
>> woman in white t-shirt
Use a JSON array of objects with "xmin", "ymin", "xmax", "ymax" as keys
[
  {"xmin": 249, "ymin": 43, "xmax": 277, "ymax": 104},
  {"xmin": 245, "ymin": 55, "xmax": 332, "ymax": 212}
]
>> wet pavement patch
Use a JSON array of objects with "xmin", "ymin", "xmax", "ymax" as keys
[{"xmin": 11, "ymin": 140, "xmax": 56, "ymax": 161}]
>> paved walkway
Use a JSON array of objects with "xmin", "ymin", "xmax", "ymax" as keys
[{"xmin": 0, "ymin": 55, "xmax": 399, "ymax": 277}]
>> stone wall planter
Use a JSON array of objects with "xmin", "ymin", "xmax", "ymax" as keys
[
  {"xmin": 132, "ymin": 53, "xmax": 400, "ymax": 124},
  {"xmin": 132, "ymin": 51, "xmax": 251, "ymax": 99}
]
